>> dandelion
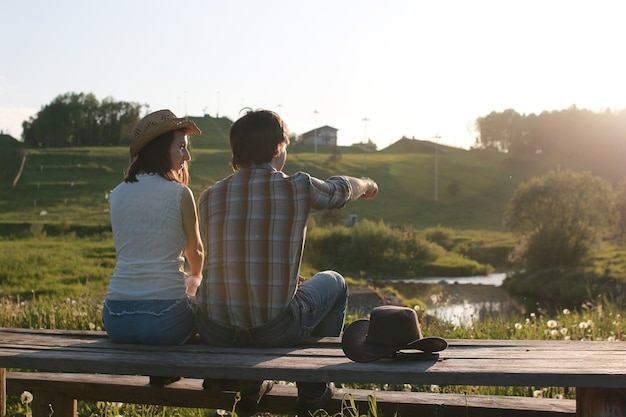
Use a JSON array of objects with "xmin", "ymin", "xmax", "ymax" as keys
[
  {"xmin": 547, "ymin": 320, "xmax": 558, "ymax": 328},
  {"xmin": 608, "ymin": 336, "xmax": 616, "ymax": 342},
  {"xmin": 554, "ymin": 394, "xmax": 564, "ymax": 400},
  {"xmin": 515, "ymin": 323, "xmax": 523, "ymax": 330},
  {"xmin": 560, "ymin": 328, "xmax": 568, "ymax": 335},
  {"xmin": 216, "ymin": 410, "xmax": 227, "ymax": 416},
  {"xmin": 586, "ymin": 320, "xmax": 594, "ymax": 328},
  {"xmin": 403, "ymin": 384, "xmax": 412, "ymax": 392},
  {"xmin": 579, "ymin": 322, "xmax": 589, "ymax": 329},
  {"xmin": 430, "ymin": 385, "xmax": 440, "ymax": 393},
  {"xmin": 533, "ymin": 390, "xmax": 543, "ymax": 398},
  {"xmin": 562, "ymin": 309, "xmax": 571, "ymax": 315},
  {"xmin": 550, "ymin": 329, "xmax": 558, "ymax": 337},
  {"xmin": 530, "ymin": 313, "xmax": 536, "ymax": 318},
  {"xmin": 20, "ymin": 391, "xmax": 33, "ymax": 404}
]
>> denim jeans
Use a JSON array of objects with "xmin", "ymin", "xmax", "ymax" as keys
[
  {"xmin": 195, "ymin": 270, "xmax": 348, "ymax": 397},
  {"xmin": 102, "ymin": 298, "xmax": 196, "ymax": 345}
]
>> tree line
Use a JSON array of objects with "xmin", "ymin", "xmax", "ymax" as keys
[
  {"xmin": 475, "ymin": 106, "xmax": 626, "ymax": 157},
  {"xmin": 21, "ymin": 92, "xmax": 143, "ymax": 148}
]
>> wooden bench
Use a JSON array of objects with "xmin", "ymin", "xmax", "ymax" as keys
[{"xmin": 1, "ymin": 327, "xmax": 622, "ymax": 417}]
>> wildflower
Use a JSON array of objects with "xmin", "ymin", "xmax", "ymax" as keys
[
  {"xmin": 564, "ymin": 336, "xmax": 571, "ymax": 341},
  {"xmin": 88, "ymin": 322, "xmax": 96, "ymax": 331},
  {"xmin": 562, "ymin": 309, "xmax": 570, "ymax": 315},
  {"xmin": 430, "ymin": 385, "xmax": 440, "ymax": 393},
  {"xmin": 579, "ymin": 322, "xmax": 589, "ymax": 329},
  {"xmin": 533, "ymin": 390, "xmax": 543, "ymax": 398},
  {"xmin": 608, "ymin": 336, "xmax": 616, "ymax": 342},
  {"xmin": 547, "ymin": 320, "xmax": 558, "ymax": 328},
  {"xmin": 403, "ymin": 384, "xmax": 412, "ymax": 392},
  {"xmin": 20, "ymin": 391, "xmax": 33, "ymax": 404},
  {"xmin": 550, "ymin": 329, "xmax": 558, "ymax": 337},
  {"xmin": 586, "ymin": 320, "xmax": 594, "ymax": 328},
  {"xmin": 560, "ymin": 328, "xmax": 568, "ymax": 335},
  {"xmin": 216, "ymin": 410, "xmax": 227, "ymax": 416},
  {"xmin": 554, "ymin": 394, "xmax": 564, "ymax": 400},
  {"xmin": 530, "ymin": 313, "xmax": 536, "ymax": 318},
  {"xmin": 515, "ymin": 323, "xmax": 523, "ymax": 330}
]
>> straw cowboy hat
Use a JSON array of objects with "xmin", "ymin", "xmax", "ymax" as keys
[
  {"xmin": 341, "ymin": 305, "xmax": 448, "ymax": 362},
  {"xmin": 130, "ymin": 109, "xmax": 201, "ymax": 158}
]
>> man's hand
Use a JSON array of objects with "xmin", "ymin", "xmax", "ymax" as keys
[{"xmin": 362, "ymin": 177, "xmax": 378, "ymax": 200}]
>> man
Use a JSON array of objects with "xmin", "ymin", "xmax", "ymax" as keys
[{"xmin": 196, "ymin": 109, "xmax": 378, "ymax": 416}]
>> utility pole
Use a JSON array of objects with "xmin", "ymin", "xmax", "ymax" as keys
[
  {"xmin": 313, "ymin": 110, "xmax": 319, "ymax": 154},
  {"xmin": 362, "ymin": 117, "xmax": 369, "ymax": 171},
  {"xmin": 433, "ymin": 134, "xmax": 441, "ymax": 202}
]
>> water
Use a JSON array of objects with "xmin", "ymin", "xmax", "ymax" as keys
[
  {"xmin": 429, "ymin": 301, "xmax": 510, "ymax": 328},
  {"xmin": 386, "ymin": 272, "xmax": 506, "ymax": 286},
  {"xmin": 386, "ymin": 273, "xmax": 510, "ymax": 327}
]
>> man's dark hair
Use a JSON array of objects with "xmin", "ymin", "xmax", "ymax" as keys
[{"xmin": 230, "ymin": 109, "xmax": 290, "ymax": 171}]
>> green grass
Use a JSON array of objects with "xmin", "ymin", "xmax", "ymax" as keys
[
  {"xmin": 4, "ymin": 139, "xmax": 622, "ymax": 231},
  {"xmin": 0, "ymin": 233, "xmax": 113, "ymax": 299}
]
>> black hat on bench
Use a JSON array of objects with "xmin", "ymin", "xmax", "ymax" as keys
[{"xmin": 342, "ymin": 305, "xmax": 448, "ymax": 362}]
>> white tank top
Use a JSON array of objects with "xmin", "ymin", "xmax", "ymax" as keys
[{"xmin": 107, "ymin": 174, "xmax": 187, "ymax": 300}]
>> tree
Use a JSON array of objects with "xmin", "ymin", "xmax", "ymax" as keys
[
  {"xmin": 503, "ymin": 169, "xmax": 613, "ymax": 269},
  {"xmin": 614, "ymin": 177, "xmax": 626, "ymax": 242},
  {"xmin": 22, "ymin": 92, "xmax": 143, "ymax": 148}
]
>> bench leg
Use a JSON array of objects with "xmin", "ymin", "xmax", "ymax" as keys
[
  {"xmin": 577, "ymin": 387, "xmax": 626, "ymax": 417},
  {"xmin": 0, "ymin": 368, "xmax": 5, "ymax": 417},
  {"xmin": 32, "ymin": 391, "xmax": 76, "ymax": 417}
]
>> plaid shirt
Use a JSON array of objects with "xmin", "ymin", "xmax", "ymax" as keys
[{"xmin": 196, "ymin": 163, "xmax": 352, "ymax": 328}]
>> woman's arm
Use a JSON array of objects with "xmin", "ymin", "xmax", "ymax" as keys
[{"xmin": 181, "ymin": 186, "xmax": 204, "ymax": 296}]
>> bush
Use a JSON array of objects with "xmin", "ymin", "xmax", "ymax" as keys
[{"xmin": 304, "ymin": 220, "xmax": 482, "ymax": 278}]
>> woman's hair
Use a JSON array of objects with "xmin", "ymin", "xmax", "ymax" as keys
[
  {"xmin": 230, "ymin": 109, "xmax": 290, "ymax": 171},
  {"xmin": 124, "ymin": 129, "xmax": 189, "ymax": 185}
]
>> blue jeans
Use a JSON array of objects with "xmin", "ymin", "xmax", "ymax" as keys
[
  {"xmin": 102, "ymin": 298, "xmax": 196, "ymax": 345},
  {"xmin": 195, "ymin": 270, "xmax": 348, "ymax": 397}
]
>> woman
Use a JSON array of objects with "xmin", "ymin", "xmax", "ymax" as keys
[{"xmin": 102, "ymin": 109, "xmax": 204, "ymax": 362}]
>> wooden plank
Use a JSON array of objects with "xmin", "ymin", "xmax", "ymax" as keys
[
  {"xmin": 6, "ymin": 372, "xmax": 575, "ymax": 417},
  {"xmin": 1, "ymin": 344, "xmax": 625, "ymax": 389},
  {"xmin": 577, "ymin": 388, "xmax": 626, "ymax": 417},
  {"xmin": 0, "ymin": 368, "xmax": 5, "ymax": 417},
  {"xmin": 0, "ymin": 329, "xmax": 625, "ymax": 389}
]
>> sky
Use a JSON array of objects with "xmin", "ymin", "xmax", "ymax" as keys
[{"xmin": 1, "ymin": 0, "xmax": 625, "ymax": 149}]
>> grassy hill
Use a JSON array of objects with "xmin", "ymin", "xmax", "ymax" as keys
[{"xmin": 1, "ymin": 127, "xmax": 624, "ymax": 233}]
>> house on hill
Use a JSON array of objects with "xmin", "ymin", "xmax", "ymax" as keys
[
  {"xmin": 351, "ymin": 139, "xmax": 377, "ymax": 151},
  {"xmin": 300, "ymin": 126, "xmax": 338, "ymax": 146}
]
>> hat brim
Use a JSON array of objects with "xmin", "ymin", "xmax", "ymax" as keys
[{"xmin": 341, "ymin": 319, "xmax": 448, "ymax": 363}]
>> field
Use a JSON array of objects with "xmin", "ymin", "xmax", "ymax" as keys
[
  {"xmin": 2, "ymin": 137, "xmax": 626, "ymax": 416},
  {"xmin": 5, "ymin": 132, "xmax": 623, "ymax": 231}
]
